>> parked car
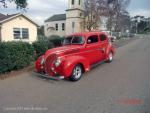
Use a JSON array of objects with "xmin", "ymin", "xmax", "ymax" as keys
[
  {"xmin": 108, "ymin": 35, "xmax": 117, "ymax": 42},
  {"xmin": 35, "ymin": 32, "xmax": 115, "ymax": 81},
  {"xmin": 101, "ymin": 31, "xmax": 117, "ymax": 42}
]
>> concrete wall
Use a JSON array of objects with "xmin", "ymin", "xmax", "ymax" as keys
[
  {"xmin": 1, "ymin": 15, "xmax": 37, "ymax": 43},
  {"xmin": 44, "ymin": 20, "xmax": 66, "ymax": 37}
]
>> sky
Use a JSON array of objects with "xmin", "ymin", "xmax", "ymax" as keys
[{"xmin": 0, "ymin": 0, "xmax": 150, "ymax": 25}]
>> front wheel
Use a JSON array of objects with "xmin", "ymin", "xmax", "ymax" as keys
[
  {"xmin": 70, "ymin": 64, "xmax": 83, "ymax": 81},
  {"xmin": 106, "ymin": 52, "xmax": 113, "ymax": 63}
]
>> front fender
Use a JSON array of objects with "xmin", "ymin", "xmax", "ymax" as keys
[{"xmin": 62, "ymin": 55, "xmax": 90, "ymax": 77}]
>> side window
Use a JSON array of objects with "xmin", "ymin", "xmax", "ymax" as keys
[
  {"xmin": 13, "ymin": 28, "xmax": 21, "ymax": 39},
  {"xmin": 55, "ymin": 24, "xmax": 58, "ymax": 31},
  {"xmin": 22, "ymin": 28, "xmax": 29, "ymax": 39},
  {"xmin": 100, "ymin": 34, "xmax": 107, "ymax": 41},
  {"xmin": 72, "ymin": 0, "xmax": 74, "ymax": 5},
  {"xmin": 79, "ymin": 0, "xmax": 81, "ymax": 5},
  {"xmin": 87, "ymin": 35, "xmax": 98, "ymax": 44},
  {"xmin": 62, "ymin": 23, "xmax": 65, "ymax": 31}
]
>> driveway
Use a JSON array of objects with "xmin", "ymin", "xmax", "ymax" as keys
[{"xmin": 0, "ymin": 35, "xmax": 150, "ymax": 113}]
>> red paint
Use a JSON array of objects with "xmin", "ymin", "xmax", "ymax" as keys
[
  {"xmin": 35, "ymin": 32, "xmax": 115, "ymax": 78},
  {"xmin": 117, "ymin": 99, "xmax": 143, "ymax": 105}
]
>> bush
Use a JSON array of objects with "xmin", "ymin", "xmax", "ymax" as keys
[
  {"xmin": 32, "ymin": 40, "xmax": 54, "ymax": 59},
  {"xmin": 48, "ymin": 35, "xmax": 64, "ymax": 47},
  {"xmin": 33, "ymin": 35, "xmax": 64, "ymax": 58},
  {"xmin": 37, "ymin": 35, "xmax": 47, "ymax": 41},
  {"xmin": 0, "ymin": 35, "xmax": 65, "ymax": 74},
  {"xmin": 0, "ymin": 42, "xmax": 34, "ymax": 74}
]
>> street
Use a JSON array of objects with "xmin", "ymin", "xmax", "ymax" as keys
[{"xmin": 0, "ymin": 35, "xmax": 150, "ymax": 113}]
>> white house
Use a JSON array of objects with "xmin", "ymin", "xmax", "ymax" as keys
[
  {"xmin": 0, "ymin": 13, "xmax": 38, "ymax": 43},
  {"xmin": 44, "ymin": 0, "xmax": 108, "ymax": 37},
  {"xmin": 44, "ymin": 0, "xmax": 85, "ymax": 37}
]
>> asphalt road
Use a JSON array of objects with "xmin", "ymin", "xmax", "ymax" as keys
[{"xmin": 0, "ymin": 35, "xmax": 150, "ymax": 113}]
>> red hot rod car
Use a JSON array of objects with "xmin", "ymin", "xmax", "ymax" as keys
[{"xmin": 35, "ymin": 32, "xmax": 115, "ymax": 81}]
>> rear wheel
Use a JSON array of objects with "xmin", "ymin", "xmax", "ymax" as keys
[
  {"xmin": 106, "ymin": 52, "xmax": 113, "ymax": 63},
  {"xmin": 70, "ymin": 64, "xmax": 83, "ymax": 81}
]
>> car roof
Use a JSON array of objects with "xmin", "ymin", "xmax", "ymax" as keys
[{"xmin": 69, "ymin": 31, "xmax": 107, "ymax": 37}]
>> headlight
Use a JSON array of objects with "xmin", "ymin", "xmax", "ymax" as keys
[
  {"xmin": 54, "ymin": 57, "xmax": 61, "ymax": 67},
  {"xmin": 40, "ymin": 57, "xmax": 45, "ymax": 65}
]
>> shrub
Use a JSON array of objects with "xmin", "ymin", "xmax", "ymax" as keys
[
  {"xmin": 33, "ymin": 35, "xmax": 64, "ymax": 58},
  {"xmin": 37, "ymin": 35, "xmax": 47, "ymax": 41},
  {"xmin": 33, "ymin": 40, "xmax": 50, "ymax": 59},
  {"xmin": 0, "ymin": 42, "xmax": 34, "ymax": 74},
  {"xmin": 32, "ymin": 39, "xmax": 55, "ymax": 59},
  {"xmin": 48, "ymin": 35, "xmax": 64, "ymax": 47}
]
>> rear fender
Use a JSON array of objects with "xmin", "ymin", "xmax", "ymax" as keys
[{"xmin": 105, "ymin": 44, "xmax": 115, "ymax": 59}]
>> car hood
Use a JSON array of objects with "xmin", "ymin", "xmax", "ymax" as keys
[{"xmin": 45, "ymin": 45, "xmax": 83, "ymax": 57}]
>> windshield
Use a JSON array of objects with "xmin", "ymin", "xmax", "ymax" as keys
[{"xmin": 63, "ymin": 36, "xmax": 84, "ymax": 45}]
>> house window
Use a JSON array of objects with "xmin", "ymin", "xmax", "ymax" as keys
[
  {"xmin": 62, "ymin": 23, "xmax": 65, "ymax": 31},
  {"xmin": 13, "ymin": 28, "xmax": 21, "ymax": 39},
  {"xmin": 13, "ymin": 28, "xmax": 29, "ymax": 39},
  {"xmin": 79, "ymin": 0, "xmax": 80, "ymax": 5},
  {"xmin": 55, "ymin": 24, "xmax": 58, "ymax": 31},
  {"xmin": 72, "ymin": 0, "xmax": 74, "ymax": 5},
  {"xmin": 22, "ymin": 28, "xmax": 29, "ymax": 39},
  {"xmin": 72, "ymin": 22, "xmax": 75, "ymax": 33}
]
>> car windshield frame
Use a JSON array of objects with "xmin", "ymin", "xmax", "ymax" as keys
[{"xmin": 63, "ymin": 35, "xmax": 85, "ymax": 45}]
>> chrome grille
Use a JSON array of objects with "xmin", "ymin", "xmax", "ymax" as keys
[{"xmin": 45, "ymin": 54, "xmax": 57, "ymax": 76}]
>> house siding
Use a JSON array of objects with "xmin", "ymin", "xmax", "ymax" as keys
[
  {"xmin": 44, "ymin": 20, "xmax": 66, "ymax": 37},
  {"xmin": 1, "ymin": 15, "xmax": 37, "ymax": 43}
]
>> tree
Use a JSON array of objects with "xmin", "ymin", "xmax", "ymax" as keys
[
  {"xmin": 106, "ymin": 0, "xmax": 116, "ymax": 33},
  {"xmin": 137, "ymin": 21, "xmax": 147, "ymax": 33},
  {"xmin": 83, "ymin": 0, "xmax": 99, "ymax": 31},
  {"xmin": 115, "ymin": 0, "xmax": 130, "ymax": 32},
  {"xmin": 83, "ymin": 0, "xmax": 109, "ymax": 31},
  {"xmin": 38, "ymin": 25, "xmax": 45, "ymax": 36},
  {"xmin": 37, "ymin": 25, "xmax": 46, "ymax": 40},
  {"xmin": 0, "ymin": 0, "xmax": 27, "ymax": 9},
  {"xmin": 107, "ymin": 0, "xmax": 131, "ymax": 32}
]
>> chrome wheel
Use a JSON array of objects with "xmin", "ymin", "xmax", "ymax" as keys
[
  {"xmin": 109, "ymin": 52, "xmax": 113, "ymax": 61},
  {"xmin": 70, "ymin": 64, "xmax": 83, "ymax": 81},
  {"xmin": 73, "ymin": 66, "xmax": 82, "ymax": 79},
  {"xmin": 106, "ymin": 52, "xmax": 113, "ymax": 63}
]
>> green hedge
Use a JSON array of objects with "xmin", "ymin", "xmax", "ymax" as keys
[
  {"xmin": 0, "ymin": 42, "xmax": 34, "ymax": 74},
  {"xmin": 33, "ymin": 35, "xmax": 64, "ymax": 58},
  {"xmin": 48, "ymin": 35, "xmax": 64, "ymax": 47},
  {"xmin": 0, "ymin": 35, "xmax": 64, "ymax": 74},
  {"xmin": 32, "ymin": 40, "xmax": 54, "ymax": 59}
]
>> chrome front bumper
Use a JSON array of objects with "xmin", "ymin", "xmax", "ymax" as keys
[{"xmin": 33, "ymin": 71, "xmax": 65, "ymax": 80}]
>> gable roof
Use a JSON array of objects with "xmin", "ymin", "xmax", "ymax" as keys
[
  {"xmin": 0, "ymin": 13, "xmax": 39, "ymax": 27},
  {"xmin": 45, "ymin": 14, "xmax": 66, "ymax": 22},
  {"xmin": 0, "ymin": 13, "xmax": 7, "ymax": 21},
  {"xmin": 0, "ymin": 13, "xmax": 18, "ymax": 22}
]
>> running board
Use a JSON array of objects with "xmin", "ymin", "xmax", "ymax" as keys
[{"xmin": 91, "ymin": 60, "xmax": 106, "ymax": 69}]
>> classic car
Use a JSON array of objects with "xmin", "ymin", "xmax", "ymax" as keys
[{"xmin": 35, "ymin": 32, "xmax": 115, "ymax": 81}]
